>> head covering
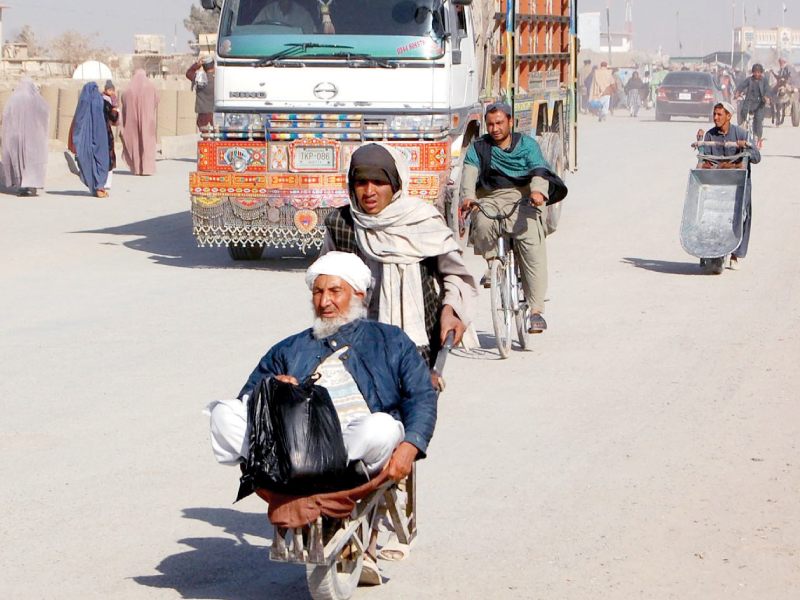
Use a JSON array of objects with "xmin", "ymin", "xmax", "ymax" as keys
[
  {"xmin": 717, "ymin": 101, "xmax": 735, "ymax": 115},
  {"xmin": 202, "ymin": 55, "xmax": 215, "ymax": 70},
  {"xmin": 600, "ymin": 61, "xmax": 608, "ymax": 67},
  {"xmin": 485, "ymin": 101, "xmax": 512, "ymax": 118},
  {"xmin": 104, "ymin": 80, "xmax": 115, "ymax": 91},
  {"xmin": 348, "ymin": 144, "xmax": 401, "ymax": 195},
  {"xmin": 121, "ymin": 69, "xmax": 160, "ymax": 175},
  {"xmin": 305, "ymin": 251, "xmax": 372, "ymax": 294},
  {"xmin": 71, "ymin": 82, "xmax": 109, "ymax": 194},
  {"xmin": 752, "ymin": 63, "xmax": 764, "ymax": 73}
]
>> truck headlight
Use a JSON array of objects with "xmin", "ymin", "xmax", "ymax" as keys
[
  {"xmin": 388, "ymin": 114, "xmax": 449, "ymax": 131},
  {"xmin": 225, "ymin": 113, "xmax": 250, "ymax": 129},
  {"xmin": 219, "ymin": 113, "xmax": 265, "ymax": 129}
]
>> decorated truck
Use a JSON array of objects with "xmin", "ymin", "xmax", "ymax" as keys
[{"xmin": 192, "ymin": 0, "xmax": 577, "ymax": 259}]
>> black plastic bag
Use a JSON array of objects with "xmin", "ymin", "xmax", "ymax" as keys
[{"xmin": 237, "ymin": 376, "xmax": 349, "ymax": 500}]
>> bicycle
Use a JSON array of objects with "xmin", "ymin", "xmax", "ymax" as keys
[{"xmin": 472, "ymin": 200, "xmax": 532, "ymax": 358}]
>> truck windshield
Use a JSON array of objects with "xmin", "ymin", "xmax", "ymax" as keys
[{"xmin": 219, "ymin": 0, "xmax": 444, "ymax": 59}]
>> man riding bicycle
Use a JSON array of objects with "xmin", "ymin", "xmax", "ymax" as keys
[
  {"xmin": 734, "ymin": 63, "xmax": 770, "ymax": 149},
  {"xmin": 460, "ymin": 102, "xmax": 565, "ymax": 333}
]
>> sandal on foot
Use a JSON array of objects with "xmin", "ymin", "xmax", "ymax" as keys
[
  {"xmin": 378, "ymin": 534, "xmax": 411, "ymax": 562},
  {"xmin": 528, "ymin": 313, "xmax": 547, "ymax": 333},
  {"xmin": 359, "ymin": 555, "xmax": 383, "ymax": 586}
]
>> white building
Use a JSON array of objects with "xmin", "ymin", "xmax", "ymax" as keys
[
  {"xmin": 736, "ymin": 26, "xmax": 800, "ymax": 65},
  {"xmin": 579, "ymin": 11, "xmax": 632, "ymax": 54}
]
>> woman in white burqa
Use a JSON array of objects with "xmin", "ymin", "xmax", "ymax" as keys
[{"xmin": 2, "ymin": 77, "xmax": 49, "ymax": 196}]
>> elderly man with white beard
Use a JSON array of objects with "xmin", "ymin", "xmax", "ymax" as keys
[{"xmin": 207, "ymin": 251, "xmax": 437, "ymax": 485}]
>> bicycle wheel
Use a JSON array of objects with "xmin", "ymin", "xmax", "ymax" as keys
[
  {"xmin": 511, "ymin": 255, "xmax": 531, "ymax": 349},
  {"xmin": 490, "ymin": 259, "xmax": 513, "ymax": 358}
]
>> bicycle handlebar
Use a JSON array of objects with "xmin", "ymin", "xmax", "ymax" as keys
[{"xmin": 471, "ymin": 199, "xmax": 526, "ymax": 221}]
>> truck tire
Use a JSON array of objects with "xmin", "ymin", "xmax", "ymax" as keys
[
  {"xmin": 793, "ymin": 100, "xmax": 800, "ymax": 127},
  {"xmin": 227, "ymin": 243, "xmax": 264, "ymax": 261}
]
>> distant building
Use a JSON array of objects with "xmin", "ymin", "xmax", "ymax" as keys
[
  {"xmin": 736, "ymin": 26, "xmax": 800, "ymax": 65},
  {"xmin": 578, "ymin": 12, "xmax": 632, "ymax": 54}
]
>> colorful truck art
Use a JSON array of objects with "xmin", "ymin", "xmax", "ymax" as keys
[{"xmin": 190, "ymin": 139, "xmax": 450, "ymax": 252}]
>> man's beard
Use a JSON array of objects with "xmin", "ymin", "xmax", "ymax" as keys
[{"xmin": 312, "ymin": 301, "xmax": 367, "ymax": 339}]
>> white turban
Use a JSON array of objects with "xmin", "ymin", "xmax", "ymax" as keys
[{"xmin": 305, "ymin": 251, "xmax": 372, "ymax": 294}]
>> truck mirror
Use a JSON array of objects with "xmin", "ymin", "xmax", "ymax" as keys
[{"xmin": 200, "ymin": 0, "xmax": 220, "ymax": 9}]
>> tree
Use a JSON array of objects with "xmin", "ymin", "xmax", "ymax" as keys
[
  {"xmin": 184, "ymin": 3, "xmax": 221, "ymax": 41},
  {"xmin": 50, "ymin": 31, "xmax": 113, "ymax": 73},
  {"xmin": 14, "ymin": 25, "xmax": 43, "ymax": 57}
]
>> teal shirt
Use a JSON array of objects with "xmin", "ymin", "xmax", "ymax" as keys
[{"xmin": 464, "ymin": 133, "xmax": 548, "ymax": 177}]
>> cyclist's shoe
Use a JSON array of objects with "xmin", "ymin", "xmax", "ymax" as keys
[
  {"xmin": 528, "ymin": 313, "xmax": 547, "ymax": 333},
  {"xmin": 480, "ymin": 267, "xmax": 491, "ymax": 288}
]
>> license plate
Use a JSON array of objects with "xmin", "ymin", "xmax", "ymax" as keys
[
  {"xmin": 291, "ymin": 145, "xmax": 336, "ymax": 171},
  {"xmin": 679, "ymin": 93, "xmax": 692, "ymax": 100}
]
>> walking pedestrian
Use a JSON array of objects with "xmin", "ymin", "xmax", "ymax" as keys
[
  {"xmin": 121, "ymin": 69, "xmax": 160, "ymax": 175},
  {"xmin": 1, "ymin": 77, "xmax": 49, "ymax": 196},
  {"xmin": 101, "ymin": 80, "xmax": 119, "ymax": 192},
  {"xmin": 625, "ymin": 72, "xmax": 647, "ymax": 117},
  {"xmin": 69, "ymin": 82, "xmax": 110, "ymax": 197},
  {"xmin": 590, "ymin": 62, "xmax": 615, "ymax": 122}
]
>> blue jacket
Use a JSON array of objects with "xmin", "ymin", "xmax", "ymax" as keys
[{"xmin": 239, "ymin": 319, "xmax": 437, "ymax": 456}]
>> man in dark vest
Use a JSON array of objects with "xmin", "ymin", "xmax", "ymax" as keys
[
  {"xmin": 461, "ymin": 102, "xmax": 567, "ymax": 333},
  {"xmin": 322, "ymin": 143, "xmax": 477, "ymax": 372}
]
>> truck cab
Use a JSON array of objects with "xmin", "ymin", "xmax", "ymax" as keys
[{"xmin": 191, "ymin": 0, "xmax": 482, "ymax": 258}]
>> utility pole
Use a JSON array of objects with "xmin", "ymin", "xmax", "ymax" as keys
[
  {"xmin": 731, "ymin": 1, "xmax": 736, "ymax": 70},
  {"xmin": 607, "ymin": 0, "xmax": 612, "ymax": 65}
]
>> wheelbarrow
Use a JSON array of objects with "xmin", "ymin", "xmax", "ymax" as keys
[
  {"xmin": 680, "ymin": 140, "xmax": 751, "ymax": 274},
  {"xmin": 259, "ymin": 332, "xmax": 455, "ymax": 600}
]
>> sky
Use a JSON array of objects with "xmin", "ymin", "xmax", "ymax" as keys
[{"xmin": 4, "ymin": 0, "xmax": 800, "ymax": 56}]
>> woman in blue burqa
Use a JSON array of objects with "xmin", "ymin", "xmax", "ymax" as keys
[{"xmin": 69, "ymin": 82, "xmax": 110, "ymax": 197}]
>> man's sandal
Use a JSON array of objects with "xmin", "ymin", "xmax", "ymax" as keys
[
  {"xmin": 378, "ymin": 533, "xmax": 411, "ymax": 562},
  {"xmin": 359, "ymin": 554, "xmax": 384, "ymax": 585}
]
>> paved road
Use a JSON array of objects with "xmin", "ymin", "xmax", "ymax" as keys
[{"xmin": 2, "ymin": 112, "xmax": 799, "ymax": 599}]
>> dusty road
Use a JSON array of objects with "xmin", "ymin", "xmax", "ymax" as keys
[{"xmin": 2, "ymin": 111, "xmax": 799, "ymax": 600}]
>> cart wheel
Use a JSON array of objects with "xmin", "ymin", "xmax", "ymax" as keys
[
  {"xmin": 709, "ymin": 257, "xmax": 725, "ymax": 275},
  {"xmin": 227, "ymin": 243, "xmax": 264, "ymax": 261},
  {"xmin": 306, "ymin": 544, "xmax": 363, "ymax": 600}
]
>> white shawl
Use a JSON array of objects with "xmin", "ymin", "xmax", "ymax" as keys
[{"xmin": 350, "ymin": 144, "xmax": 460, "ymax": 345}]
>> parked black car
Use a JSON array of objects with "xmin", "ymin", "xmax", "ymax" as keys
[{"xmin": 656, "ymin": 71, "xmax": 722, "ymax": 122}]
